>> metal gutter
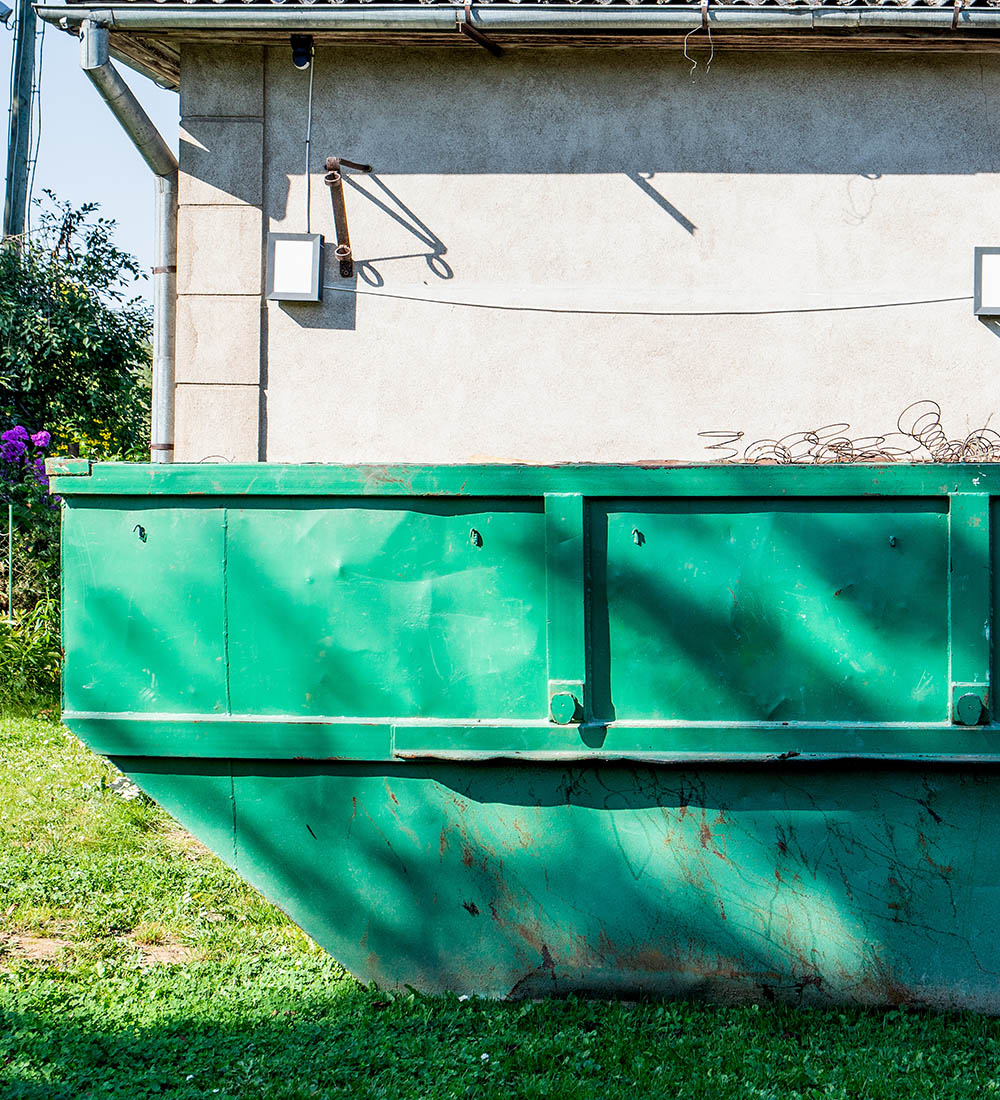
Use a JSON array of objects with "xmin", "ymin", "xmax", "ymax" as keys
[
  {"xmin": 36, "ymin": 4, "xmax": 1000, "ymax": 34},
  {"xmin": 80, "ymin": 18, "xmax": 176, "ymax": 463}
]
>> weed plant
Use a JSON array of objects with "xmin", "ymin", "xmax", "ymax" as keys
[{"xmin": 0, "ymin": 601, "xmax": 60, "ymax": 709}]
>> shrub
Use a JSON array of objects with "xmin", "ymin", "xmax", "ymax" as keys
[
  {"xmin": 0, "ymin": 597, "xmax": 61, "ymax": 708},
  {"xmin": 0, "ymin": 196, "xmax": 152, "ymax": 709},
  {"xmin": 0, "ymin": 191, "xmax": 152, "ymax": 460}
]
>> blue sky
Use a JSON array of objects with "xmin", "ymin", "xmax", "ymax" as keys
[{"xmin": 1, "ymin": 17, "xmax": 178, "ymax": 281}]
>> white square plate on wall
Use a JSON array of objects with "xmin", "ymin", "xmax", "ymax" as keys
[
  {"xmin": 266, "ymin": 234, "xmax": 323, "ymax": 302},
  {"xmin": 974, "ymin": 246, "xmax": 1000, "ymax": 316}
]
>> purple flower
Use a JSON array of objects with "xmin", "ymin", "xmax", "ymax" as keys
[
  {"xmin": 31, "ymin": 456, "xmax": 49, "ymax": 487},
  {"xmin": 30, "ymin": 430, "xmax": 50, "ymax": 448},
  {"xmin": 1, "ymin": 439, "xmax": 27, "ymax": 463},
  {"xmin": 1, "ymin": 426, "xmax": 29, "ymax": 444}
]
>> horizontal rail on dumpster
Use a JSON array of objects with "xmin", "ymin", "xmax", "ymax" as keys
[
  {"xmin": 64, "ymin": 712, "xmax": 1000, "ymax": 763},
  {"xmin": 48, "ymin": 461, "xmax": 1000, "ymax": 498}
]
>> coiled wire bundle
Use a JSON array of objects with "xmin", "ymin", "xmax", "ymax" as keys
[{"xmin": 701, "ymin": 401, "xmax": 1000, "ymax": 464}]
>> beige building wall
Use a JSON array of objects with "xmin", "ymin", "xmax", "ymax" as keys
[{"xmin": 176, "ymin": 44, "xmax": 1000, "ymax": 463}]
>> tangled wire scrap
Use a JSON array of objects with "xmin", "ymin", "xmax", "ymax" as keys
[{"xmin": 700, "ymin": 401, "xmax": 1000, "ymax": 464}]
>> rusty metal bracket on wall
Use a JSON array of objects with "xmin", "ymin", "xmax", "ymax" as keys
[
  {"xmin": 458, "ymin": 2, "xmax": 503, "ymax": 58},
  {"xmin": 324, "ymin": 156, "xmax": 373, "ymax": 278}
]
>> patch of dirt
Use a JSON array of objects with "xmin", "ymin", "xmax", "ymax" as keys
[
  {"xmin": 0, "ymin": 932, "xmax": 70, "ymax": 962},
  {"xmin": 136, "ymin": 941, "xmax": 194, "ymax": 966},
  {"xmin": 161, "ymin": 826, "xmax": 210, "ymax": 860}
]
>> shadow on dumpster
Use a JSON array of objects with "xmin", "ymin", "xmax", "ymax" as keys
[{"xmin": 73, "ymin": 491, "xmax": 994, "ymax": 1008}]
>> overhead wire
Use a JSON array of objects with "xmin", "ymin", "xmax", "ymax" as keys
[
  {"xmin": 24, "ymin": 17, "xmax": 44, "ymax": 239},
  {"xmin": 320, "ymin": 284, "xmax": 971, "ymax": 317},
  {"xmin": 4, "ymin": 0, "xmax": 22, "ymax": 236},
  {"xmin": 304, "ymin": 43, "xmax": 314, "ymax": 233}
]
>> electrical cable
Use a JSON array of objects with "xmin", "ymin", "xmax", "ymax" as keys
[
  {"xmin": 319, "ymin": 284, "xmax": 972, "ymax": 317},
  {"xmin": 683, "ymin": 0, "xmax": 713, "ymax": 76},
  {"xmin": 304, "ymin": 44, "xmax": 314, "ymax": 234},
  {"xmin": 4, "ymin": 2, "xmax": 21, "ymax": 234},
  {"xmin": 24, "ymin": 18, "xmax": 43, "ymax": 239}
]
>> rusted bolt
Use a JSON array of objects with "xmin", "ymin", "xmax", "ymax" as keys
[
  {"xmin": 888, "ymin": 535, "xmax": 897, "ymax": 548},
  {"xmin": 550, "ymin": 692, "xmax": 581, "ymax": 725}
]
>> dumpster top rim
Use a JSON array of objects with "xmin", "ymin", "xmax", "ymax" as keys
[{"xmin": 44, "ymin": 460, "xmax": 1000, "ymax": 498}]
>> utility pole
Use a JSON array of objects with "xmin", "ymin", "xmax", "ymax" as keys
[{"xmin": 3, "ymin": 0, "xmax": 35, "ymax": 239}]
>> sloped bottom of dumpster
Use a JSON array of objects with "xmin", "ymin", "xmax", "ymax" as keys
[{"xmin": 107, "ymin": 756, "xmax": 1000, "ymax": 1010}]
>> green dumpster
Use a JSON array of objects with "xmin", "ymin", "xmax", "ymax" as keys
[{"xmin": 52, "ymin": 459, "xmax": 1000, "ymax": 1008}]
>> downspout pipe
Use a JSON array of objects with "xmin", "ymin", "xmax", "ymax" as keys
[{"xmin": 80, "ymin": 18, "xmax": 177, "ymax": 464}]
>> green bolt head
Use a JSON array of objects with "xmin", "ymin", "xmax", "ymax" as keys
[
  {"xmin": 550, "ymin": 692, "xmax": 581, "ymax": 725},
  {"xmin": 956, "ymin": 692, "xmax": 985, "ymax": 727}
]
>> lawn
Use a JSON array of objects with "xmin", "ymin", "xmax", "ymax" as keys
[{"xmin": 3, "ymin": 713, "xmax": 1000, "ymax": 1099}]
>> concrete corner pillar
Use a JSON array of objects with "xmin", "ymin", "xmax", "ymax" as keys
[{"xmin": 175, "ymin": 45, "xmax": 264, "ymax": 463}]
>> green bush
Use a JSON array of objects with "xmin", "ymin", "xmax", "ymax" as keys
[
  {"xmin": 0, "ymin": 194, "xmax": 152, "ymax": 710},
  {"xmin": 0, "ymin": 191, "xmax": 152, "ymax": 458},
  {"xmin": 0, "ymin": 597, "xmax": 61, "ymax": 708}
]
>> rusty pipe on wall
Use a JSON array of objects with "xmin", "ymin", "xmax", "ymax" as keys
[
  {"xmin": 324, "ymin": 156, "xmax": 373, "ymax": 279},
  {"xmin": 80, "ymin": 18, "xmax": 177, "ymax": 463}
]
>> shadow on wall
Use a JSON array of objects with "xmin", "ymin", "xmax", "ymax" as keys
[
  {"xmin": 278, "ymin": 173, "xmax": 454, "ymax": 333},
  {"xmin": 249, "ymin": 48, "xmax": 1000, "ymax": 333},
  {"xmin": 264, "ymin": 48, "xmax": 1000, "ymax": 177}
]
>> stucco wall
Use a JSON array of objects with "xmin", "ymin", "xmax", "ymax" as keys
[{"xmin": 176, "ymin": 44, "xmax": 1000, "ymax": 463}]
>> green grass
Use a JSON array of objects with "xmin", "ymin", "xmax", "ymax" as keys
[{"xmin": 4, "ymin": 714, "xmax": 1000, "ymax": 1099}]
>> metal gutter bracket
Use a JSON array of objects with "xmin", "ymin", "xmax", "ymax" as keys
[
  {"xmin": 324, "ymin": 156, "xmax": 373, "ymax": 278},
  {"xmin": 458, "ymin": 3, "xmax": 503, "ymax": 58},
  {"xmin": 80, "ymin": 18, "xmax": 178, "ymax": 463}
]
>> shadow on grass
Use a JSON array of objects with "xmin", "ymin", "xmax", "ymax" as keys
[{"xmin": 3, "ymin": 975, "xmax": 1000, "ymax": 1100}]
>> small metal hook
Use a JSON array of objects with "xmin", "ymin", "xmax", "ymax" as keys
[
  {"xmin": 133, "ymin": 524, "xmax": 147, "ymax": 543},
  {"xmin": 470, "ymin": 528, "xmax": 483, "ymax": 548}
]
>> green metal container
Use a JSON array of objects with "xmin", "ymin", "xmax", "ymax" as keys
[{"xmin": 52, "ymin": 460, "xmax": 1000, "ymax": 1008}]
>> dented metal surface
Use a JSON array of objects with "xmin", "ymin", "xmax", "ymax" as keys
[{"xmin": 55, "ymin": 462, "xmax": 1000, "ymax": 1007}]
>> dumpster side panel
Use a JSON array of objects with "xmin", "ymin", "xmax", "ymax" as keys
[
  {"xmin": 593, "ymin": 500, "xmax": 950, "ymax": 724},
  {"xmin": 225, "ymin": 500, "xmax": 547, "ymax": 719},
  {"xmin": 121, "ymin": 758, "xmax": 1000, "ymax": 1009},
  {"xmin": 62, "ymin": 500, "xmax": 228, "ymax": 715}
]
